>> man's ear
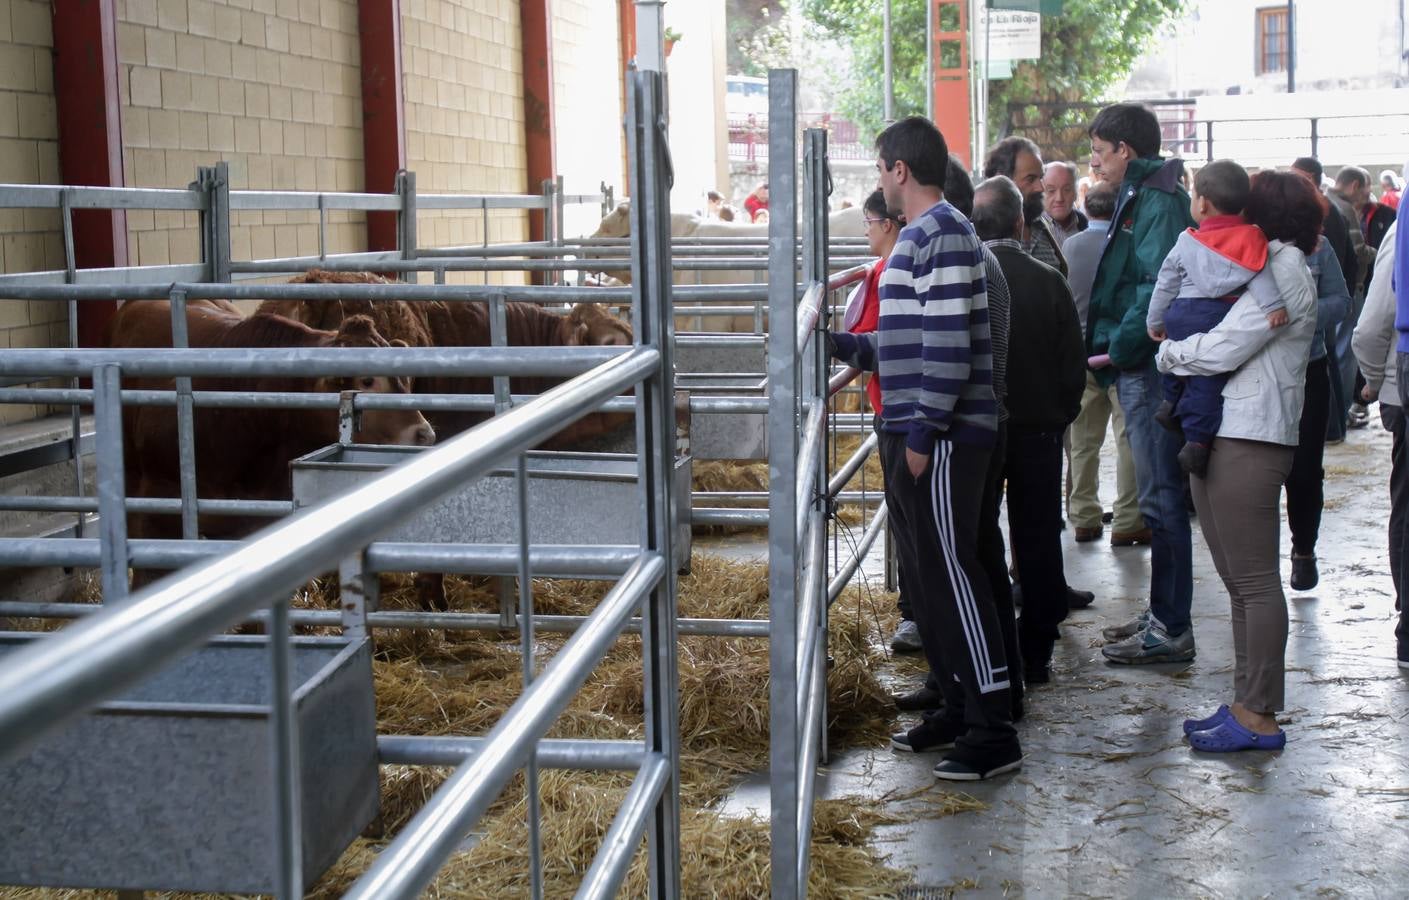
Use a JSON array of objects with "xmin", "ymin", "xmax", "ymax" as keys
[{"xmin": 893, "ymin": 159, "xmax": 908, "ymax": 186}]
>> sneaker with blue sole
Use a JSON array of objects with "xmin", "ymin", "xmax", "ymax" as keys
[
  {"xmin": 1183, "ymin": 704, "xmax": 1231, "ymax": 735},
  {"xmin": 1189, "ymin": 717, "xmax": 1286, "ymax": 752},
  {"xmin": 1102, "ymin": 619, "xmax": 1195, "ymax": 665}
]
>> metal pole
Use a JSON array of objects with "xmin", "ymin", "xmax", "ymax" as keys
[
  {"xmin": 168, "ymin": 288, "xmax": 199, "ymax": 541},
  {"xmin": 1287, "ymin": 0, "xmax": 1296, "ymax": 94},
  {"xmin": 61, "ymin": 187, "xmax": 86, "ymax": 539},
  {"xmin": 627, "ymin": 65, "xmax": 682, "ymax": 900},
  {"xmin": 91, "ymin": 364, "xmax": 128, "ymax": 604},
  {"xmin": 635, "ymin": 0, "xmax": 666, "ymax": 73},
  {"xmin": 883, "ymin": 0, "xmax": 894, "ymax": 122},
  {"xmin": 517, "ymin": 453, "xmax": 543, "ymax": 900},
  {"xmin": 1310, "ymin": 117, "xmax": 1319, "ymax": 159},
  {"xmin": 267, "ymin": 597, "xmax": 303, "ymax": 899},
  {"xmin": 766, "ymin": 67, "xmax": 801, "ymax": 900},
  {"xmin": 925, "ymin": 0, "xmax": 934, "ymax": 120}
]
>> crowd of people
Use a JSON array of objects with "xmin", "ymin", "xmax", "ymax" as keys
[{"xmin": 829, "ymin": 103, "xmax": 1409, "ymax": 781}]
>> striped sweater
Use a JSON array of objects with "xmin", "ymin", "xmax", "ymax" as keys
[{"xmin": 832, "ymin": 200, "xmax": 997, "ymax": 451}]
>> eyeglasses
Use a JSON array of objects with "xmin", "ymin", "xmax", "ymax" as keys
[{"xmin": 863, "ymin": 216, "xmax": 891, "ymax": 225}]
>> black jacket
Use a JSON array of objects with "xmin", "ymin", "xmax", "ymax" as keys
[{"xmin": 986, "ymin": 241, "xmax": 1086, "ymax": 431}]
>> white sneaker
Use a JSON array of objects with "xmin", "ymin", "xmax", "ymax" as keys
[{"xmin": 890, "ymin": 618, "xmax": 923, "ymax": 653}]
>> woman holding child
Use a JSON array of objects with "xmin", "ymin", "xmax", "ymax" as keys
[{"xmin": 1154, "ymin": 168, "xmax": 1322, "ymax": 752}]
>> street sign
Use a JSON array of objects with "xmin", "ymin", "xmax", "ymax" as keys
[{"xmin": 976, "ymin": 9, "xmax": 1041, "ymax": 62}]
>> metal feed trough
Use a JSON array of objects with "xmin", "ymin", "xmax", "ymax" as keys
[
  {"xmin": 675, "ymin": 337, "xmax": 768, "ymax": 460},
  {"xmin": 0, "ymin": 634, "xmax": 378, "ymax": 894},
  {"xmin": 292, "ymin": 445, "xmax": 693, "ymax": 572}
]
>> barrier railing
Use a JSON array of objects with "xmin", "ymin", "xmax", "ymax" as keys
[{"xmin": 0, "ymin": 66, "xmax": 887, "ymax": 900}]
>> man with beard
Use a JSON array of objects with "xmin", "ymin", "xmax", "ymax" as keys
[{"xmin": 983, "ymin": 136, "xmax": 1068, "ymax": 277}]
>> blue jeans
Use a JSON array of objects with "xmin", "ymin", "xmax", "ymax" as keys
[{"xmin": 1116, "ymin": 361, "xmax": 1195, "ymax": 636}]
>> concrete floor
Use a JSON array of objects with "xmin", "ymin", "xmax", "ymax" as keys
[{"xmin": 711, "ymin": 419, "xmax": 1409, "ymax": 897}]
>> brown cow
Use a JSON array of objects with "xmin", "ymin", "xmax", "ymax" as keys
[
  {"xmin": 259, "ymin": 271, "xmax": 636, "ymax": 612},
  {"xmin": 105, "ymin": 299, "xmax": 435, "ymax": 590},
  {"xmin": 258, "ymin": 270, "xmax": 634, "ymax": 448}
]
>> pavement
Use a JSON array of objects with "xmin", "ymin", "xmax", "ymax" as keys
[{"xmin": 707, "ymin": 417, "xmax": 1409, "ymax": 897}]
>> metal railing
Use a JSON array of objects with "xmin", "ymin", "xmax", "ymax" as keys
[{"xmin": 0, "ymin": 66, "xmax": 890, "ymax": 900}]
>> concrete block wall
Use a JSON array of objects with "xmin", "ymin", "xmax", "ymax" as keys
[
  {"xmin": 403, "ymin": 0, "xmax": 528, "ymax": 267},
  {"xmin": 116, "ymin": 0, "xmax": 369, "ymax": 267},
  {"xmin": 0, "ymin": 0, "xmax": 65, "ymax": 426}
]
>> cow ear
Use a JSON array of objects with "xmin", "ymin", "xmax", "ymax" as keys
[
  {"xmin": 335, "ymin": 314, "xmax": 378, "ymax": 345},
  {"xmin": 571, "ymin": 321, "xmax": 590, "ymax": 345}
]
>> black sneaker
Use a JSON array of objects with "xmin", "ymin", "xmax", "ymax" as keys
[
  {"xmin": 932, "ymin": 745, "xmax": 1023, "ymax": 781},
  {"xmin": 894, "ymin": 685, "xmax": 944, "ymax": 712},
  {"xmin": 1067, "ymin": 587, "xmax": 1095, "ymax": 610},
  {"xmin": 1290, "ymin": 553, "xmax": 1319, "ymax": 591},
  {"xmin": 1023, "ymin": 664, "xmax": 1050, "ymax": 685},
  {"xmin": 1177, "ymin": 442, "xmax": 1210, "ymax": 477},
  {"xmin": 890, "ymin": 717, "xmax": 964, "ymax": 753}
]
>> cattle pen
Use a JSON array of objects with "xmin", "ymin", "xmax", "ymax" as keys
[{"xmin": 0, "ymin": 69, "xmax": 888, "ymax": 899}]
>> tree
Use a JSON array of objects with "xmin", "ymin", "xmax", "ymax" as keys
[{"xmin": 802, "ymin": 0, "xmax": 1188, "ymax": 160}]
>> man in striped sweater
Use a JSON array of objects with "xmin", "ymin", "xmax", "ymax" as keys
[{"xmin": 830, "ymin": 116, "xmax": 1022, "ymax": 781}]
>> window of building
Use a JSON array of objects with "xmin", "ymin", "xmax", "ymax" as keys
[{"xmin": 1256, "ymin": 6, "xmax": 1289, "ymax": 74}]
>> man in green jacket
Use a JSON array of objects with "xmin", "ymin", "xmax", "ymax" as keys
[{"xmin": 1085, "ymin": 102, "xmax": 1198, "ymax": 665}]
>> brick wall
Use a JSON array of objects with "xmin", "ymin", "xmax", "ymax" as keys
[
  {"xmin": 117, "ymin": 0, "xmax": 368, "ymax": 267},
  {"xmin": 0, "ymin": 0, "xmax": 64, "ymax": 426},
  {"xmin": 403, "ymin": 0, "xmax": 528, "ymax": 261}
]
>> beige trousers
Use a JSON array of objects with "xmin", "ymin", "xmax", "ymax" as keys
[
  {"xmin": 1067, "ymin": 371, "xmax": 1141, "ymax": 532},
  {"xmin": 1190, "ymin": 438, "xmax": 1297, "ymax": 714}
]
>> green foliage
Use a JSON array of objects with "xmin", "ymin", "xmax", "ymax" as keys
[
  {"xmin": 802, "ymin": 0, "xmax": 1188, "ymax": 158},
  {"xmin": 728, "ymin": 0, "xmax": 791, "ymax": 76}
]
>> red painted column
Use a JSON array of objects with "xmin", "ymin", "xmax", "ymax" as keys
[
  {"xmin": 358, "ymin": 0, "xmax": 406, "ymax": 252},
  {"xmin": 932, "ymin": 0, "xmax": 973, "ymax": 170},
  {"xmin": 51, "ymin": 0, "xmax": 128, "ymax": 347},
  {"xmin": 617, "ymin": 0, "xmax": 636, "ymax": 193},
  {"xmin": 520, "ymin": 0, "xmax": 556, "ymax": 243}
]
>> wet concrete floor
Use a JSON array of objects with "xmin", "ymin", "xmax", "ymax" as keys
[{"xmin": 708, "ymin": 421, "xmax": 1409, "ymax": 897}]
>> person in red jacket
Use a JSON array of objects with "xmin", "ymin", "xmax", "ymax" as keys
[
  {"xmin": 842, "ymin": 189, "xmax": 916, "ymax": 649},
  {"xmin": 743, "ymin": 182, "xmax": 769, "ymax": 222}
]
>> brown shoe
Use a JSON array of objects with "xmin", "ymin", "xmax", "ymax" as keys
[
  {"xmin": 1074, "ymin": 525, "xmax": 1103, "ymax": 542},
  {"xmin": 1111, "ymin": 527, "xmax": 1153, "ymax": 546}
]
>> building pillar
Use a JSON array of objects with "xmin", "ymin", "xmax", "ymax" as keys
[
  {"xmin": 358, "ymin": 0, "xmax": 407, "ymax": 252},
  {"xmin": 520, "ymin": 0, "xmax": 557, "ymax": 243},
  {"xmin": 51, "ymin": 0, "xmax": 128, "ymax": 347},
  {"xmin": 618, "ymin": 0, "xmax": 636, "ymax": 193}
]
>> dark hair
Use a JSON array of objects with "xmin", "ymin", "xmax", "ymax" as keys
[
  {"xmin": 876, "ymin": 116, "xmax": 948, "ymax": 189},
  {"xmin": 1084, "ymin": 181, "xmax": 1117, "ymax": 220},
  {"xmin": 1335, "ymin": 166, "xmax": 1369, "ymax": 190},
  {"xmin": 1245, "ymin": 170, "xmax": 1328, "ymax": 256},
  {"xmin": 1291, "ymin": 156, "xmax": 1323, "ymax": 183},
  {"xmin": 1194, "ymin": 159, "xmax": 1251, "ymax": 215},
  {"xmin": 943, "ymin": 158, "xmax": 976, "ymax": 217},
  {"xmin": 863, "ymin": 189, "xmax": 898, "ymax": 223},
  {"xmin": 970, "ymin": 176, "xmax": 1023, "ymax": 242},
  {"xmin": 1088, "ymin": 103, "xmax": 1163, "ymax": 159},
  {"xmin": 706, "ymin": 190, "xmax": 724, "ymax": 202},
  {"xmin": 981, "ymin": 136, "xmax": 1041, "ymax": 180}
]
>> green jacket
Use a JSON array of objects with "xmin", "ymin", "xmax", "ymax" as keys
[{"xmin": 1086, "ymin": 156, "xmax": 1194, "ymax": 386}]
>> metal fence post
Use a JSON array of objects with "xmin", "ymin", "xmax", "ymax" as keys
[
  {"xmin": 766, "ymin": 66, "xmax": 801, "ymax": 900},
  {"xmin": 804, "ymin": 128, "xmax": 830, "ymax": 780},
  {"xmin": 1205, "ymin": 120, "xmax": 1215, "ymax": 162},
  {"xmin": 338, "ymin": 550, "xmax": 376, "ymax": 641},
  {"xmin": 396, "ymin": 170, "xmax": 418, "ymax": 282},
  {"xmin": 601, "ymin": 180, "xmax": 615, "ymax": 220},
  {"xmin": 1309, "ymin": 117, "xmax": 1319, "ymax": 159},
  {"xmin": 489, "ymin": 292, "xmax": 518, "ymax": 630},
  {"xmin": 91, "ymin": 364, "xmax": 129, "ymax": 604},
  {"xmin": 626, "ymin": 66, "xmax": 682, "ymax": 900},
  {"xmin": 60, "ymin": 187, "xmax": 86, "ymax": 539},
  {"xmin": 196, "ymin": 163, "xmax": 231, "ymax": 283},
  {"xmin": 168, "ymin": 288, "xmax": 199, "ymax": 541}
]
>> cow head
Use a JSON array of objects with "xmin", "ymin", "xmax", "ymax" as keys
[
  {"xmin": 321, "ymin": 316, "xmax": 436, "ymax": 446},
  {"xmin": 562, "ymin": 303, "xmax": 632, "ymax": 347},
  {"xmin": 591, "ymin": 202, "xmax": 632, "ymax": 238}
]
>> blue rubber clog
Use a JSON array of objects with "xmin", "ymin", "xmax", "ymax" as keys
[{"xmin": 1189, "ymin": 716, "xmax": 1286, "ymax": 752}]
